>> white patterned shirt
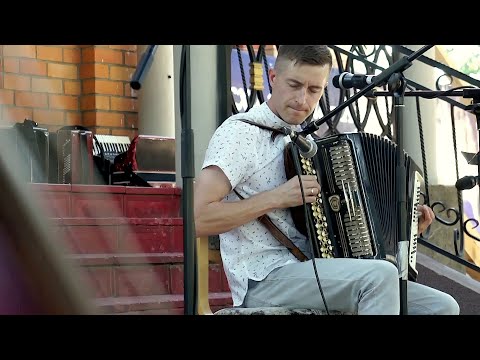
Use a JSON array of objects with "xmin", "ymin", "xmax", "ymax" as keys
[{"xmin": 202, "ymin": 102, "xmax": 312, "ymax": 307}]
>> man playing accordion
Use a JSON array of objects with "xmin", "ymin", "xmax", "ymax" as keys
[{"xmin": 193, "ymin": 45, "xmax": 459, "ymax": 315}]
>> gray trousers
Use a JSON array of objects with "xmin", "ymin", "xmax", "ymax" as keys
[{"xmin": 242, "ymin": 258, "xmax": 460, "ymax": 315}]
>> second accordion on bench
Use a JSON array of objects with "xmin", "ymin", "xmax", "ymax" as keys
[{"xmin": 285, "ymin": 132, "xmax": 423, "ymax": 281}]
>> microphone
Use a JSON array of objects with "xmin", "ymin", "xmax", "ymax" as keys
[
  {"xmin": 295, "ymin": 134, "xmax": 317, "ymax": 159},
  {"xmin": 281, "ymin": 127, "xmax": 317, "ymax": 159},
  {"xmin": 455, "ymin": 175, "xmax": 479, "ymax": 190},
  {"xmin": 332, "ymin": 72, "xmax": 376, "ymax": 90}
]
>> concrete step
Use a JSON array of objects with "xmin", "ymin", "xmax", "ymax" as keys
[{"xmin": 416, "ymin": 252, "xmax": 480, "ymax": 315}]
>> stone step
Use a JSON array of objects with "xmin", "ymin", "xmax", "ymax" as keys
[
  {"xmin": 93, "ymin": 293, "xmax": 233, "ymax": 314},
  {"xmin": 49, "ymin": 217, "xmax": 183, "ymax": 254},
  {"xmin": 31, "ymin": 183, "xmax": 181, "ymax": 219},
  {"xmin": 67, "ymin": 252, "xmax": 230, "ymax": 299}
]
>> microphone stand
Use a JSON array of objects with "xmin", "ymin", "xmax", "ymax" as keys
[
  {"xmin": 129, "ymin": 44, "xmax": 196, "ymax": 315},
  {"xmin": 391, "ymin": 71, "xmax": 410, "ymax": 315},
  {"xmin": 373, "ymin": 87, "xmax": 480, "ymax": 231},
  {"xmin": 300, "ymin": 45, "xmax": 434, "ymax": 315},
  {"xmin": 372, "ymin": 88, "xmax": 480, "ymax": 186},
  {"xmin": 179, "ymin": 45, "xmax": 196, "ymax": 315}
]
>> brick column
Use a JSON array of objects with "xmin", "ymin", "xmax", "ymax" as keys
[{"xmin": 80, "ymin": 45, "xmax": 138, "ymax": 138}]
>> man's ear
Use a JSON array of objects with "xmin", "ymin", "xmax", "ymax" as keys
[{"xmin": 268, "ymin": 68, "xmax": 276, "ymax": 86}]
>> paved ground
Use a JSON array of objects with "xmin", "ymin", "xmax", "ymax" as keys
[{"xmin": 416, "ymin": 253, "xmax": 480, "ymax": 315}]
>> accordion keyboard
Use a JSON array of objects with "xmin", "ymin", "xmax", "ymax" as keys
[
  {"xmin": 300, "ymin": 156, "xmax": 333, "ymax": 258},
  {"xmin": 93, "ymin": 134, "xmax": 131, "ymax": 162},
  {"xmin": 408, "ymin": 172, "xmax": 422, "ymax": 279}
]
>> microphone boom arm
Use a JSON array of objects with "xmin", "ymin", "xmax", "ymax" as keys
[{"xmin": 300, "ymin": 45, "xmax": 434, "ymax": 137}]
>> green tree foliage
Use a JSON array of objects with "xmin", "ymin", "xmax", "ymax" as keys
[{"xmin": 445, "ymin": 45, "xmax": 480, "ymax": 77}]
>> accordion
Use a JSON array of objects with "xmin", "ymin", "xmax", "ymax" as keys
[
  {"xmin": 285, "ymin": 132, "xmax": 423, "ymax": 282},
  {"xmin": 111, "ymin": 135, "xmax": 176, "ymax": 187},
  {"xmin": 55, "ymin": 126, "xmax": 131, "ymax": 185},
  {"xmin": 56, "ymin": 128, "xmax": 95, "ymax": 184},
  {"xmin": 0, "ymin": 119, "xmax": 50, "ymax": 183}
]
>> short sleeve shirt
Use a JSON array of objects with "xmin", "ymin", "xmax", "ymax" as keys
[{"xmin": 202, "ymin": 102, "xmax": 311, "ymax": 307}]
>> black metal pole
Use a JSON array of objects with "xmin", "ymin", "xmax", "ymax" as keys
[
  {"xmin": 180, "ymin": 45, "xmax": 196, "ymax": 315},
  {"xmin": 371, "ymin": 90, "xmax": 466, "ymax": 98},
  {"xmin": 390, "ymin": 71, "xmax": 409, "ymax": 315},
  {"xmin": 129, "ymin": 44, "xmax": 196, "ymax": 314}
]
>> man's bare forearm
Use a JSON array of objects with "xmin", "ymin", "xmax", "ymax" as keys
[{"xmin": 195, "ymin": 190, "xmax": 279, "ymax": 237}]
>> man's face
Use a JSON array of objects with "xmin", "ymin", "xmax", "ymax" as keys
[{"xmin": 268, "ymin": 61, "xmax": 330, "ymax": 126}]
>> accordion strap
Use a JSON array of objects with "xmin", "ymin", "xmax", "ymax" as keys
[
  {"xmin": 233, "ymin": 191, "xmax": 308, "ymax": 262},
  {"xmin": 234, "ymin": 119, "xmax": 308, "ymax": 262},
  {"xmin": 237, "ymin": 119, "xmax": 285, "ymax": 141}
]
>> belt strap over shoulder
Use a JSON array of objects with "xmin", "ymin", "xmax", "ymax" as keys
[
  {"xmin": 233, "ymin": 189, "xmax": 308, "ymax": 262},
  {"xmin": 237, "ymin": 119, "xmax": 286, "ymax": 142}
]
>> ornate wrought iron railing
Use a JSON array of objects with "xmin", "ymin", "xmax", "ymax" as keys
[{"xmin": 228, "ymin": 44, "xmax": 480, "ymax": 277}]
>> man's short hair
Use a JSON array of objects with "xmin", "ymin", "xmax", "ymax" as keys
[{"xmin": 276, "ymin": 45, "xmax": 332, "ymax": 69}]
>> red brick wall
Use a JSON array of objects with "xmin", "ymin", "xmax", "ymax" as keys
[{"xmin": 0, "ymin": 45, "xmax": 139, "ymax": 139}]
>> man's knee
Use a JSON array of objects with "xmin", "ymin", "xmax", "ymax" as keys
[
  {"xmin": 368, "ymin": 260, "xmax": 399, "ymax": 285},
  {"xmin": 439, "ymin": 293, "xmax": 460, "ymax": 315}
]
